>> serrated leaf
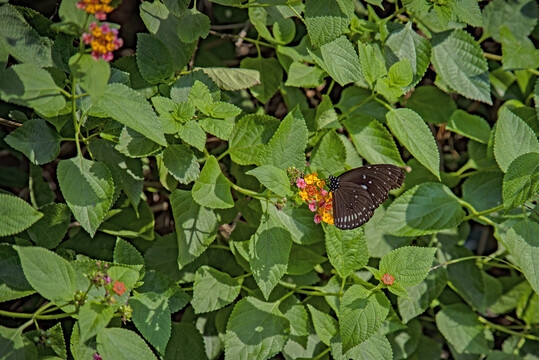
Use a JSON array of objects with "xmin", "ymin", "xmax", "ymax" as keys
[
  {"xmin": 136, "ymin": 33, "xmax": 174, "ymax": 84},
  {"xmin": 129, "ymin": 291, "xmax": 171, "ymax": 354},
  {"xmin": 384, "ymin": 183, "xmax": 465, "ymax": 236},
  {"xmin": 500, "ymin": 26, "xmax": 539, "ymax": 70},
  {"xmin": 0, "ymin": 324, "xmax": 36, "ymax": 360},
  {"xmin": 343, "ymin": 115, "xmax": 405, "ymax": 166},
  {"xmin": 314, "ymin": 95, "xmax": 339, "ymax": 130},
  {"xmin": 324, "ymin": 226, "xmax": 368, "ymax": 278},
  {"xmin": 27, "ymin": 203, "xmax": 70, "ymax": 249},
  {"xmin": 386, "ymin": 108, "xmax": 440, "ymax": 179},
  {"xmin": 170, "ymin": 190, "xmax": 218, "ymax": 268},
  {"xmin": 494, "ymin": 107, "xmax": 539, "ymax": 172},
  {"xmin": 178, "ymin": 8, "xmax": 210, "ymax": 43},
  {"xmin": 503, "ymin": 153, "xmax": 539, "ymax": 211},
  {"xmin": 225, "ymin": 296, "xmax": 290, "ymax": 360},
  {"xmin": 406, "ymin": 85, "xmax": 457, "ymax": 125},
  {"xmin": 201, "ymin": 67, "xmax": 260, "ymax": 91},
  {"xmin": 116, "ymin": 127, "xmax": 162, "ymax": 158},
  {"xmin": 0, "ymin": 194, "xmax": 43, "ymax": 237},
  {"xmin": 208, "ymin": 101, "xmax": 242, "ymax": 119},
  {"xmin": 379, "ymin": 246, "xmax": 437, "ymax": 287},
  {"xmin": 192, "ymin": 156, "xmax": 234, "ymax": 209},
  {"xmin": 97, "ymin": 328, "xmax": 157, "ymax": 360},
  {"xmin": 188, "ymin": 80, "xmax": 213, "ymax": 115},
  {"xmin": 249, "ymin": 208, "xmax": 292, "ymax": 299},
  {"xmin": 70, "ymin": 54, "xmax": 110, "ymax": 102},
  {"xmin": 78, "ymin": 302, "xmax": 114, "ymax": 343},
  {"xmin": 165, "ymin": 322, "xmax": 207, "ymax": 360},
  {"xmin": 482, "ymin": 0, "xmax": 538, "ymax": 42},
  {"xmin": 199, "ymin": 118, "xmax": 234, "ymax": 140},
  {"xmin": 310, "ymin": 130, "xmax": 346, "ymax": 174},
  {"xmin": 228, "ymin": 114, "xmax": 280, "ymax": 165},
  {"xmin": 388, "ymin": 58, "xmax": 413, "ymax": 87},
  {"xmin": 431, "ymin": 30, "xmax": 492, "ymax": 105},
  {"xmin": 57, "ymin": 156, "xmax": 114, "ymax": 237},
  {"xmin": 171, "ymin": 70, "xmax": 220, "ymax": 103},
  {"xmin": 15, "ymin": 246, "xmax": 75, "ymax": 302},
  {"xmin": 307, "ymin": 304, "xmax": 338, "ymax": 346},
  {"xmin": 178, "ymin": 120, "xmax": 207, "ymax": 152},
  {"xmin": 358, "ymin": 41, "xmax": 387, "ymax": 87},
  {"xmin": 284, "ymin": 61, "xmax": 326, "ymax": 88},
  {"xmin": 261, "ymin": 106, "xmax": 308, "ymax": 170},
  {"xmin": 240, "ymin": 57, "xmax": 283, "ymax": 103},
  {"xmin": 162, "ymin": 144, "xmax": 200, "ymax": 184},
  {"xmin": 332, "ymin": 332, "xmax": 393, "ymax": 360},
  {"xmin": 246, "ymin": 165, "xmax": 292, "ymax": 197},
  {"xmin": 339, "ymin": 284, "xmax": 391, "ymax": 352},
  {"xmin": 304, "ymin": 0, "xmax": 353, "ymax": 46},
  {"xmin": 270, "ymin": 208, "xmax": 325, "ymax": 245},
  {"xmin": 447, "ymin": 110, "xmax": 491, "ymax": 143},
  {"xmin": 435, "ymin": 303, "xmax": 489, "ymax": 354},
  {"xmin": 192, "ymin": 266, "xmax": 241, "ymax": 314},
  {"xmin": 309, "ymin": 36, "xmax": 362, "ymax": 86}
]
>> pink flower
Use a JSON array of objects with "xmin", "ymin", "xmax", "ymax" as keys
[
  {"xmin": 93, "ymin": 353, "xmax": 102, "ymax": 360},
  {"xmin": 320, "ymin": 189, "xmax": 328, "ymax": 196},
  {"xmin": 309, "ymin": 202, "xmax": 317, "ymax": 212},
  {"xmin": 314, "ymin": 214, "xmax": 322, "ymax": 224},
  {"xmin": 296, "ymin": 178, "xmax": 306, "ymax": 189}
]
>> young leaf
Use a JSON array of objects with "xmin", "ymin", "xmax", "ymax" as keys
[
  {"xmin": 208, "ymin": 101, "xmax": 242, "ymax": 119},
  {"xmin": 14, "ymin": 246, "xmax": 75, "ymax": 302},
  {"xmin": 384, "ymin": 183, "xmax": 465, "ymax": 236},
  {"xmin": 225, "ymin": 297, "xmax": 290, "ymax": 360},
  {"xmin": 447, "ymin": 110, "xmax": 491, "ymax": 144},
  {"xmin": 162, "ymin": 144, "xmax": 200, "ymax": 184},
  {"xmin": 0, "ymin": 194, "xmax": 43, "ymax": 237},
  {"xmin": 178, "ymin": 120, "xmax": 207, "ymax": 152},
  {"xmin": 357, "ymin": 41, "xmax": 387, "ymax": 86},
  {"xmin": 171, "ymin": 70, "xmax": 220, "ymax": 103},
  {"xmin": 502, "ymin": 152, "xmax": 539, "ymax": 212},
  {"xmin": 246, "ymin": 165, "xmax": 292, "ymax": 197},
  {"xmin": 129, "ymin": 291, "xmax": 171, "ymax": 354},
  {"xmin": 386, "ymin": 108, "xmax": 440, "ymax": 179},
  {"xmin": 57, "ymin": 156, "xmax": 114, "ymax": 237},
  {"xmin": 339, "ymin": 284, "xmax": 391, "ymax": 352},
  {"xmin": 97, "ymin": 328, "xmax": 157, "ymax": 360},
  {"xmin": 228, "ymin": 114, "xmax": 280, "ymax": 165},
  {"xmin": 379, "ymin": 246, "xmax": 437, "ymax": 287},
  {"xmin": 199, "ymin": 118, "xmax": 234, "ymax": 140},
  {"xmin": 240, "ymin": 57, "xmax": 283, "ymax": 103},
  {"xmin": 192, "ymin": 265, "xmax": 241, "ymax": 314},
  {"xmin": 324, "ymin": 226, "xmax": 369, "ymax": 278},
  {"xmin": 435, "ymin": 303, "xmax": 489, "ymax": 354},
  {"xmin": 136, "ymin": 33, "xmax": 174, "ymax": 84},
  {"xmin": 27, "ymin": 203, "xmax": 71, "ymax": 249},
  {"xmin": 431, "ymin": 30, "xmax": 492, "ymax": 105},
  {"xmin": 494, "ymin": 107, "xmax": 539, "ymax": 172},
  {"xmin": 304, "ymin": 0, "xmax": 353, "ymax": 47},
  {"xmin": 78, "ymin": 302, "xmax": 114, "ymax": 343},
  {"xmin": 188, "ymin": 80, "xmax": 213, "ymax": 115},
  {"xmin": 388, "ymin": 58, "xmax": 413, "ymax": 88},
  {"xmin": 192, "ymin": 156, "xmax": 234, "ymax": 209},
  {"xmin": 309, "ymin": 36, "xmax": 362, "ymax": 86},
  {"xmin": 261, "ymin": 106, "xmax": 308, "ymax": 171}
]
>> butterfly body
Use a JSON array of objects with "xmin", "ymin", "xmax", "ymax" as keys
[{"xmin": 329, "ymin": 164, "xmax": 405, "ymax": 230}]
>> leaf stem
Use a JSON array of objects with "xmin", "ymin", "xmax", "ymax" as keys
[
  {"xmin": 484, "ymin": 52, "xmax": 502, "ymax": 61},
  {"xmin": 430, "ymin": 255, "xmax": 522, "ymax": 273},
  {"xmin": 478, "ymin": 316, "xmax": 539, "ymax": 341},
  {"xmin": 373, "ymin": 96, "xmax": 395, "ymax": 112},
  {"xmin": 208, "ymin": 30, "xmax": 275, "ymax": 48},
  {"xmin": 71, "ymin": 75, "xmax": 82, "ymax": 156}
]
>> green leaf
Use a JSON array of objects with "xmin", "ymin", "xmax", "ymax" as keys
[
  {"xmin": 29, "ymin": 164, "xmax": 55, "ymax": 207},
  {"xmin": 0, "ymin": 194, "xmax": 43, "ymax": 237},
  {"xmin": 304, "ymin": 0, "xmax": 353, "ymax": 46},
  {"xmin": 503, "ymin": 152, "xmax": 539, "ymax": 211},
  {"xmin": 97, "ymin": 328, "xmax": 157, "ymax": 360},
  {"xmin": 14, "ymin": 246, "xmax": 75, "ymax": 302},
  {"xmin": 309, "ymin": 36, "xmax": 362, "ymax": 86},
  {"xmin": 379, "ymin": 246, "xmax": 437, "ymax": 287},
  {"xmin": 494, "ymin": 107, "xmax": 539, "ymax": 172},
  {"xmin": 482, "ymin": 0, "xmax": 538, "ymax": 42},
  {"xmin": 165, "ymin": 322, "xmax": 207, "ymax": 360},
  {"xmin": 240, "ymin": 57, "xmax": 283, "ymax": 103},
  {"xmin": 431, "ymin": 30, "xmax": 492, "ymax": 105},
  {"xmin": 199, "ymin": 118, "xmax": 234, "ymax": 140},
  {"xmin": 246, "ymin": 165, "xmax": 292, "ymax": 197},
  {"xmin": 116, "ymin": 127, "xmax": 162, "ymax": 158},
  {"xmin": 0, "ymin": 63, "xmax": 66, "ymax": 117},
  {"xmin": 284, "ymin": 61, "xmax": 326, "ymax": 88},
  {"xmin": 307, "ymin": 304, "xmax": 338, "ymax": 346},
  {"xmin": 462, "ymin": 171, "xmax": 503, "ymax": 212},
  {"xmin": 324, "ymin": 226, "xmax": 368, "ymax": 278},
  {"xmin": 100, "ymin": 202, "xmax": 155, "ymax": 240},
  {"xmin": 386, "ymin": 108, "xmax": 440, "ymax": 179},
  {"xmin": 188, "ymin": 80, "xmax": 213, "ymax": 115},
  {"xmin": 178, "ymin": 9, "xmax": 210, "ymax": 43},
  {"xmin": 178, "ymin": 120, "xmax": 207, "ymax": 152},
  {"xmin": 314, "ymin": 95, "xmax": 339, "ymax": 130},
  {"xmin": 343, "ymin": 115, "xmax": 405, "ymax": 166},
  {"xmin": 0, "ymin": 325, "xmax": 36, "ymax": 360},
  {"xmin": 27, "ymin": 203, "xmax": 70, "ymax": 249},
  {"xmin": 310, "ymin": 130, "xmax": 346, "ymax": 174},
  {"xmin": 358, "ymin": 41, "xmax": 387, "ymax": 86},
  {"xmin": 270, "ymin": 208, "xmax": 325, "ymax": 245},
  {"xmin": 192, "ymin": 156, "xmax": 234, "ymax": 209},
  {"xmin": 225, "ymin": 296, "xmax": 290, "ymax": 360},
  {"xmin": 171, "ymin": 70, "xmax": 220, "ymax": 103},
  {"xmin": 261, "ymin": 106, "xmax": 308, "ymax": 170},
  {"xmin": 69, "ymin": 54, "xmax": 109, "ymax": 102},
  {"xmin": 93, "ymin": 83, "xmax": 166, "ymax": 146},
  {"xmin": 208, "ymin": 101, "xmax": 242, "ymax": 119},
  {"xmin": 78, "ymin": 302, "xmax": 114, "ymax": 343},
  {"xmin": 500, "ymin": 26, "xmax": 539, "ymax": 70},
  {"xmin": 384, "ymin": 183, "xmax": 465, "ymax": 236},
  {"xmin": 201, "ymin": 67, "xmax": 260, "ymax": 91},
  {"xmin": 162, "ymin": 144, "xmax": 200, "ymax": 184},
  {"xmin": 136, "ymin": 33, "xmax": 174, "ymax": 84},
  {"xmin": 385, "ymin": 22, "xmax": 431, "ymax": 90},
  {"xmin": 332, "ymin": 332, "xmax": 393, "ymax": 360},
  {"xmin": 228, "ymin": 114, "xmax": 280, "ymax": 165},
  {"xmin": 192, "ymin": 265, "xmax": 241, "ymax": 314},
  {"xmin": 57, "ymin": 156, "xmax": 114, "ymax": 237},
  {"xmin": 375, "ymin": 77, "xmax": 406, "ymax": 101},
  {"xmin": 114, "ymin": 238, "xmax": 144, "ymax": 267},
  {"xmin": 170, "ymin": 190, "xmax": 218, "ymax": 268},
  {"xmin": 398, "ymin": 267, "xmax": 448, "ymax": 323},
  {"xmin": 287, "ymin": 243, "xmax": 327, "ymax": 275},
  {"xmin": 339, "ymin": 284, "xmax": 391, "ymax": 352},
  {"xmin": 4, "ymin": 118, "xmax": 61, "ymax": 165},
  {"xmin": 447, "ymin": 110, "xmax": 491, "ymax": 143},
  {"xmin": 406, "ymin": 85, "xmax": 457, "ymax": 125},
  {"xmin": 435, "ymin": 303, "xmax": 489, "ymax": 354},
  {"xmin": 388, "ymin": 58, "xmax": 413, "ymax": 88},
  {"xmin": 249, "ymin": 208, "xmax": 292, "ymax": 299},
  {"xmin": 129, "ymin": 291, "xmax": 171, "ymax": 354},
  {"xmin": 500, "ymin": 220, "xmax": 539, "ymax": 295}
]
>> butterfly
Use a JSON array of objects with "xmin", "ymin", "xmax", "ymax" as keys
[{"xmin": 328, "ymin": 164, "xmax": 405, "ymax": 230}]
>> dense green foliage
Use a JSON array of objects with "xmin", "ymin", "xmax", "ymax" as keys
[{"xmin": 0, "ymin": 0, "xmax": 538, "ymax": 359}]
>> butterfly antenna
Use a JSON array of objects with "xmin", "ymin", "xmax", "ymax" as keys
[{"xmin": 308, "ymin": 161, "xmax": 333, "ymax": 180}]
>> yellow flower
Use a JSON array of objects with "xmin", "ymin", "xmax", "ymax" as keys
[
  {"xmin": 304, "ymin": 173, "xmax": 319, "ymax": 185},
  {"xmin": 317, "ymin": 179, "xmax": 326, "ymax": 188},
  {"xmin": 299, "ymin": 190, "xmax": 309, "ymax": 201}
]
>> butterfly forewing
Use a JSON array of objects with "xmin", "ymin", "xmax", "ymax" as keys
[{"xmin": 331, "ymin": 164, "xmax": 405, "ymax": 230}]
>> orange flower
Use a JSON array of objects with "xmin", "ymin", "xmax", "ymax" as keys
[
  {"xmin": 381, "ymin": 273, "xmax": 395, "ymax": 285},
  {"xmin": 82, "ymin": 22, "xmax": 123, "ymax": 62},
  {"xmin": 113, "ymin": 281, "xmax": 126, "ymax": 295}
]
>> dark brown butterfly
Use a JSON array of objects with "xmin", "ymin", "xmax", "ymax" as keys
[{"xmin": 329, "ymin": 164, "xmax": 405, "ymax": 230}]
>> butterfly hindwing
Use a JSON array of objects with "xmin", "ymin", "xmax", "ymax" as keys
[{"xmin": 333, "ymin": 182, "xmax": 374, "ymax": 230}]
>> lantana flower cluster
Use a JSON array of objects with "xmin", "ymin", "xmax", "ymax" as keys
[
  {"xmin": 76, "ymin": 0, "xmax": 114, "ymax": 20},
  {"xmin": 295, "ymin": 172, "xmax": 334, "ymax": 225},
  {"xmin": 82, "ymin": 22, "xmax": 123, "ymax": 62}
]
